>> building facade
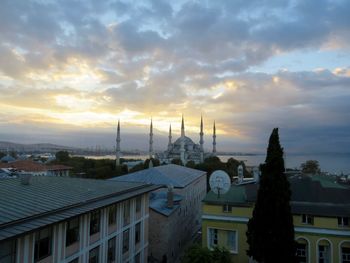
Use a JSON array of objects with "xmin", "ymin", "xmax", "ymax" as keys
[
  {"xmin": 0, "ymin": 176, "xmax": 159, "ymax": 263},
  {"xmin": 111, "ymin": 164, "xmax": 207, "ymax": 262},
  {"xmin": 201, "ymin": 175, "xmax": 350, "ymax": 263}
]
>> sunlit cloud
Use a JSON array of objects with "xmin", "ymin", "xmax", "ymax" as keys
[{"xmin": 0, "ymin": 0, "xmax": 349, "ymax": 153}]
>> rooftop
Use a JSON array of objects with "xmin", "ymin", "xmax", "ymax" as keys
[
  {"xmin": 149, "ymin": 191, "xmax": 183, "ymax": 216},
  {"xmin": 203, "ymin": 175, "xmax": 350, "ymax": 217},
  {"xmin": 0, "ymin": 176, "xmax": 159, "ymax": 241},
  {"xmin": 0, "ymin": 160, "xmax": 72, "ymax": 172},
  {"xmin": 110, "ymin": 164, "xmax": 206, "ymax": 188}
]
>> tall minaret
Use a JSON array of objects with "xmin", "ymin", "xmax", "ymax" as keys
[
  {"xmin": 168, "ymin": 124, "xmax": 172, "ymax": 151},
  {"xmin": 212, "ymin": 120, "xmax": 217, "ymax": 155},
  {"xmin": 116, "ymin": 119, "xmax": 121, "ymax": 166},
  {"xmin": 180, "ymin": 115, "xmax": 185, "ymax": 165},
  {"xmin": 199, "ymin": 115, "xmax": 204, "ymax": 163},
  {"xmin": 149, "ymin": 118, "xmax": 153, "ymax": 159}
]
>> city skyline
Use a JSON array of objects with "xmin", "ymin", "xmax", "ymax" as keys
[{"xmin": 0, "ymin": 0, "xmax": 349, "ymax": 153}]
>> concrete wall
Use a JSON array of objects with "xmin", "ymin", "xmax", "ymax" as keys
[{"xmin": 149, "ymin": 173, "xmax": 207, "ymax": 262}]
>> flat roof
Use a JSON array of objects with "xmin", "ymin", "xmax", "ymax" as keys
[
  {"xmin": 110, "ymin": 164, "xmax": 206, "ymax": 188},
  {"xmin": 0, "ymin": 176, "xmax": 159, "ymax": 241}
]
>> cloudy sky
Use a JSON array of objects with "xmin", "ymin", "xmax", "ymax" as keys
[{"xmin": 0, "ymin": 0, "xmax": 349, "ymax": 153}]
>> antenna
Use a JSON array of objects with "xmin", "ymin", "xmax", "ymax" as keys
[{"xmin": 209, "ymin": 170, "xmax": 231, "ymax": 198}]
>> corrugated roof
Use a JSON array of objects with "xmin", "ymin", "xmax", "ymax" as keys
[
  {"xmin": 0, "ymin": 177, "xmax": 159, "ymax": 241},
  {"xmin": 110, "ymin": 164, "xmax": 206, "ymax": 188}
]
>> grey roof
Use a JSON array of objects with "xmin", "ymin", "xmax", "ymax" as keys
[
  {"xmin": 149, "ymin": 191, "xmax": 183, "ymax": 216},
  {"xmin": 0, "ymin": 176, "xmax": 159, "ymax": 241},
  {"xmin": 203, "ymin": 175, "xmax": 350, "ymax": 217},
  {"xmin": 1, "ymin": 155, "xmax": 15, "ymax": 163},
  {"xmin": 110, "ymin": 164, "xmax": 206, "ymax": 188}
]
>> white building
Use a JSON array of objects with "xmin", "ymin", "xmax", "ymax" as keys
[{"xmin": 0, "ymin": 176, "xmax": 159, "ymax": 263}]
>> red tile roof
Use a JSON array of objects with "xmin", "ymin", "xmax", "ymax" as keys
[{"xmin": 0, "ymin": 160, "xmax": 72, "ymax": 172}]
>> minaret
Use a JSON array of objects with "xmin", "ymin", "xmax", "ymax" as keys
[
  {"xmin": 199, "ymin": 115, "xmax": 204, "ymax": 163},
  {"xmin": 212, "ymin": 121, "xmax": 217, "ymax": 155},
  {"xmin": 116, "ymin": 119, "xmax": 121, "ymax": 166},
  {"xmin": 168, "ymin": 124, "xmax": 172, "ymax": 151},
  {"xmin": 180, "ymin": 115, "xmax": 185, "ymax": 165},
  {"xmin": 149, "ymin": 118, "xmax": 153, "ymax": 159},
  {"xmin": 181, "ymin": 114, "xmax": 185, "ymax": 137}
]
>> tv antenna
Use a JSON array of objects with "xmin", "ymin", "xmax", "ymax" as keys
[{"xmin": 209, "ymin": 170, "xmax": 231, "ymax": 198}]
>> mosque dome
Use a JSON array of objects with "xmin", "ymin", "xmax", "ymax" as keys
[{"xmin": 173, "ymin": 136, "xmax": 195, "ymax": 147}]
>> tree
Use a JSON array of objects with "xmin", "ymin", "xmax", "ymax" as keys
[
  {"xmin": 171, "ymin": 158, "xmax": 183, "ymax": 166},
  {"xmin": 246, "ymin": 128, "xmax": 296, "ymax": 263},
  {"xmin": 182, "ymin": 245, "xmax": 232, "ymax": 263},
  {"xmin": 55, "ymin": 151, "xmax": 70, "ymax": 162},
  {"xmin": 300, "ymin": 160, "xmax": 320, "ymax": 174}
]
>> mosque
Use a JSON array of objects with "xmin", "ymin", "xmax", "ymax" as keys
[{"xmin": 115, "ymin": 116, "xmax": 217, "ymax": 165}]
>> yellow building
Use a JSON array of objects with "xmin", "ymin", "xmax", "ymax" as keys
[{"xmin": 202, "ymin": 175, "xmax": 350, "ymax": 263}]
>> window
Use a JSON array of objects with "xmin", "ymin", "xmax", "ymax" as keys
[
  {"xmin": 134, "ymin": 253, "xmax": 141, "ymax": 263},
  {"xmin": 318, "ymin": 245, "xmax": 330, "ymax": 263},
  {"xmin": 66, "ymin": 217, "xmax": 79, "ymax": 246},
  {"xmin": 123, "ymin": 200, "xmax": 130, "ymax": 226},
  {"xmin": 135, "ymin": 222, "xmax": 141, "ymax": 245},
  {"xmin": 89, "ymin": 246, "xmax": 99, "ymax": 263},
  {"xmin": 302, "ymin": 214, "xmax": 314, "ymax": 225},
  {"xmin": 136, "ymin": 196, "xmax": 142, "ymax": 213},
  {"xmin": 34, "ymin": 227, "xmax": 52, "ymax": 262},
  {"xmin": 342, "ymin": 247, "xmax": 350, "ymax": 263},
  {"xmin": 107, "ymin": 237, "xmax": 116, "ymax": 263},
  {"xmin": 123, "ymin": 229, "xmax": 130, "ymax": 254},
  {"xmin": 90, "ymin": 210, "xmax": 100, "ymax": 235},
  {"xmin": 223, "ymin": 204, "xmax": 232, "ymax": 213},
  {"xmin": 108, "ymin": 205, "xmax": 116, "ymax": 226},
  {"xmin": 0, "ymin": 239, "xmax": 16, "ymax": 263},
  {"xmin": 296, "ymin": 243, "xmax": 307, "ymax": 263},
  {"xmin": 338, "ymin": 217, "xmax": 349, "ymax": 227},
  {"xmin": 209, "ymin": 228, "xmax": 218, "ymax": 248},
  {"xmin": 227, "ymin": 231, "xmax": 237, "ymax": 252},
  {"xmin": 68, "ymin": 258, "xmax": 79, "ymax": 263}
]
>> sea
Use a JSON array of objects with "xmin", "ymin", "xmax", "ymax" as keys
[{"xmin": 79, "ymin": 153, "xmax": 350, "ymax": 174}]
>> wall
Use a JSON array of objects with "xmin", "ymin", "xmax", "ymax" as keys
[{"xmin": 4, "ymin": 193, "xmax": 149, "ymax": 263}]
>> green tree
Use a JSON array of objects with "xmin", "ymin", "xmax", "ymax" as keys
[
  {"xmin": 300, "ymin": 160, "xmax": 320, "ymax": 174},
  {"xmin": 55, "ymin": 151, "xmax": 70, "ymax": 162},
  {"xmin": 211, "ymin": 247, "xmax": 232, "ymax": 263},
  {"xmin": 186, "ymin": 160, "xmax": 196, "ymax": 168},
  {"xmin": 182, "ymin": 245, "xmax": 232, "ymax": 263},
  {"xmin": 0, "ymin": 151, "xmax": 5, "ymax": 159},
  {"xmin": 246, "ymin": 128, "xmax": 296, "ymax": 263},
  {"xmin": 144, "ymin": 158, "xmax": 160, "ymax": 168},
  {"xmin": 171, "ymin": 158, "xmax": 183, "ymax": 166}
]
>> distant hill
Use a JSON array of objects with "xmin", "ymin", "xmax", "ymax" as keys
[{"xmin": 0, "ymin": 141, "xmax": 80, "ymax": 153}]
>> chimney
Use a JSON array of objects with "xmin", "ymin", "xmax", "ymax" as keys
[
  {"xmin": 167, "ymin": 185, "xmax": 174, "ymax": 208},
  {"xmin": 20, "ymin": 173, "xmax": 32, "ymax": 185}
]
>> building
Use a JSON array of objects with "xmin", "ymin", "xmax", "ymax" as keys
[
  {"xmin": 0, "ymin": 160, "xmax": 72, "ymax": 177},
  {"xmin": 111, "ymin": 164, "xmax": 207, "ymax": 262},
  {"xmin": 0, "ymin": 176, "xmax": 159, "ymax": 263},
  {"xmin": 201, "ymin": 175, "xmax": 350, "ymax": 263},
  {"xmin": 115, "ymin": 116, "xmax": 217, "ymax": 166}
]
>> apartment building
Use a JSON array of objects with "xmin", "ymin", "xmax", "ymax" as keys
[
  {"xmin": 202, "ymin": 175, "xmax": 350, "ymax": 263},
  {"xmin": 0, "ymin": 176, "xmax": 159, "ymax": 263}
]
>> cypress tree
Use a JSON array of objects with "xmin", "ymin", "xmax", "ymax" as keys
[{"xmin": 246, "ymin": 128, "xmax": 296, "ymax": 263}]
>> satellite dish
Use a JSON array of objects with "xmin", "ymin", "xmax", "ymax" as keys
[{"xmin": 209, "ymin": 170, "xmax": 231, "ymax": 197}]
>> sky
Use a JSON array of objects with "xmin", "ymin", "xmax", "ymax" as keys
[{"xmin": 0, "ymin": 0, "xmax": 349, "ymax": 153}]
